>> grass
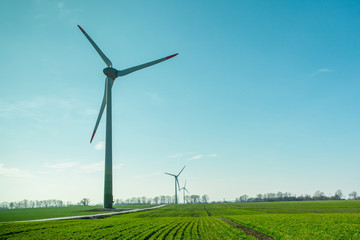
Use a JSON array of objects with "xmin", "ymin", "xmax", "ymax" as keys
[{"xmin": 0, "ymin": 204, "xmax": 159, "ymax": 222}]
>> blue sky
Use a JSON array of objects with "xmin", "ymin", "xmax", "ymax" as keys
[{"xmin": 1, "ymin": 0, "xmax": 359, "ymax": 204}]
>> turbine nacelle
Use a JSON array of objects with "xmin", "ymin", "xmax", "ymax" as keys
[{"xmin": 103, "ymin": 67, "xmax": 118, "ymax": 80}]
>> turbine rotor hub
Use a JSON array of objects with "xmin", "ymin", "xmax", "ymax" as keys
[{"xmin": 103, "ymin": 67, "xmax": 118, "ymax": 80}]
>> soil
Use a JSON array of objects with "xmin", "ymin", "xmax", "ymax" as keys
[
  {"xmin": 204, "ymin": 205, "xmax": 273, "ymax": 239},
  {"xmin": 217, "ymin": 217, "xmax": 274, "ymax": 240}
]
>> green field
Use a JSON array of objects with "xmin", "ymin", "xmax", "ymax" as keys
[
  {"xmin": 0, "ymin": 204, "xmax": 156, "ymax": 222},
  {"xmin": 1, "ymin": 201, "xmax": 360, "ymax": 239}
]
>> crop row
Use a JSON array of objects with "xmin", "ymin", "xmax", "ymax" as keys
[
  {"xmin": 205, "ymin": 200, "xmax": 360, "ymax": 216},
  {"xmin": 0, "ymin": 216, "xmax": 255, "ymax": 239},
  {"xmin": 227, "ymin": 213, "xmax": 360, "ymax": 239}
]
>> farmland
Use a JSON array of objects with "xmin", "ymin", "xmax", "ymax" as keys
[
  {"xmin": 1, "ymin": 201, "xmax": 360, "ymax": 239},
  {"xmin": 0, "ymin": 204, "xmax": 155, "ymax": 222}
]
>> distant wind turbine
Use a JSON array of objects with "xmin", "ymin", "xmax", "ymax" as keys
[
  {"xmin": 165, "ymin": 166, "xmax": 185, "ymax": 204},
  {"xmin": 179, "ymin": 180, "xmax": 190, "ymax": 204},
  {"xmin": 78, "ymin": 25, "xmax": 178, "ymax": 209}
]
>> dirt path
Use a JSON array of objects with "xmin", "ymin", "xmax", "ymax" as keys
[
  {"xmin": 217, "ymin": 217, "xmax": 274, "ymax": 240},
  {"xmin": 203, "ymin": 206, "xmax": 274, "ymax": 240},
  {"xmin": 9, "ymin": 205, "xmax": 167, "ymax": 223},
  {"xmin": 203, "ymin": 206, "xmax": 212, "ymax": 216}
]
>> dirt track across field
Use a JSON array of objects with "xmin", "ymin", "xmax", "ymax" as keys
[
  {"xmin": 217, "ymin": 217, "xmax": 274, "ymax": 240},
  {"xmin": 204, "ymin": 206, "xmax": 274, "ymax": 240}
]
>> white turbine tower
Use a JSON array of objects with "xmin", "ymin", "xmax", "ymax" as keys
[
  {"xmin": 179, "ymin": 180, "xmax": 190, "ymax": 204},
  {"xmin": 78, "ymin": 25, "xmax": 178, "ymax": 209},
  {"xmin": 165, "ymin": 166, "xmax": 185, "ymax": 204}
]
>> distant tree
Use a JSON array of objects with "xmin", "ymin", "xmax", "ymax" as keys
[
  {"xmin": 22, "ymin": 199, "xmax": 29, "ymax": 208},
  {"xmin": 56, "ymin": 200, "xmax": 63, "ymax": 207},
  {"xmin": 79, "ymin": 198, "xmax": 90, "ymax": 206},
  {"xmin": 190, "ymin": 195, "xmax": 200, "ymax": 203},
  {"xmin": 201, "ymin": 194, "xmax": 209, "ymax": 204},
  {"xmin": 313, "ymin": 191, "xmax": 325, "ymax": 200},
  {"xmin": 265, "ymin": 193, "xmax": 276, "ymax": 201},
  {"xmin": 330, "ymin": 189, "xmax": 343, "ymax": 200},
  {"xmin": 0, "ymin": 202, "xmax": 9, "ymax": 209},
  {"xmin": 235, "ymin": 194, "xmax": 249, "ymax": 202},
  {"xmin": 153, "ymin": 196, "xmax": 160, "ymax": 204},
  {"xmin": 239, "ymin": 195, "xmax": 248, "ymax": 202},
  {"xmin": 349, "ymin": 191, "xmax": 358, "ymax": 200},
  {"xmin": 165, "ymin": 195, "xmax": 172, "ymax": 204},
  {"xmin": 335, "ymin": 189, "xmax": 343, "ymax": 200}
]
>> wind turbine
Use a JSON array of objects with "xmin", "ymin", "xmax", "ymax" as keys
[
  {"xmin": 165, "ymin": 166, "xmax": 185, "ymax": 204},
  {"xmin": 78, "ymin": 25, "xmax": 178, "ymax": 209},
  {"xmin": 179, "ymin": 180, "xmax": 190, "ymax": 204}
]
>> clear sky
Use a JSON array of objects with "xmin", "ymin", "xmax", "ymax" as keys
[{"xmin": 1, "ymin": 0, "xmax": 359, "ymax": 204}]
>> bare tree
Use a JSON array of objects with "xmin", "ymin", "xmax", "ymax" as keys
[
  {"xmin": 79, "ymin": 198, "xmax": 90, "ymax": 206},
  {"xmin": 313, "ymin": 191, "xmax": 325, "ymax": 200},
  {"xmin": 153, "ymin": 196, "xmax": 160, "ymax": 204},
  {"xmin": 256, "ymin": 194, "xmax": 263, "ymax": 201},
  {"xmin": 165, "ymin": 195, "xmax": 172, "ymax": 204},
  {"xmin": 349, "ymin": 191, "xmax": 358, "ymax": 200},
  {"xmin": 201, "ymin": 194, "xmax": 209, "ymax": 204},
  {"xmin": 333, "ymin": 189, "xmax": 343, "ymax": 200}
]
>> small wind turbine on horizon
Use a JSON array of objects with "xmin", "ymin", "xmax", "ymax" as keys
[
  {"xmin": 78, "ymin": 25, "xmax": 178, "ymax": 209},
  {"xmin": 165, "ymin": 166, "xmax": 185, "ymax": 204},
  {"xmin": 179, "ymin": 180, "xmax": 190, "ymax": 204}
]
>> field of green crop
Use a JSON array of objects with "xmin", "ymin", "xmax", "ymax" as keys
[
  {"xmin": 0, "ymin": 215, "xmax": 254, "ymax": 239},
  {"xmin": 227, "ymin": 213, "xmax": 360, "ymax": 239},
  {"xmin": 0, "ymin": 204, "xmax": 156, "ymax": 222},
  {"xmin": 1, "ymin": 201, "xmax": 360, "ymax": 239}
]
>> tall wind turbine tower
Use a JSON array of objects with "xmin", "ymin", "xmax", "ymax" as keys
[
  {"xmin": 179, "ymin": 180, "xmax": 190, "ymax": 204},
  {"xmin": 78, "ymin": 25, "xmax": 178, "ymax": 208},
  {"xmin": 165, "ymin": 166, "xmax": 185, "ymax": 204}
]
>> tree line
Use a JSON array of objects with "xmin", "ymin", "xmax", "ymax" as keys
[
  {"xmin": 0, "ymin": 198, "xmax": 92, "ymax": 209},
  {"xmin": 114, "ymin": 194, "xmax": 209, "ymax": 205},
  {"xmin": 234, "ymin": 190, "xmax": 360, "ymax": 203},
  {"xmin": 0, "ymin": 195, "xmax": 210, "ymax": 209},
  {"xmin": 2, "ymin": 190, "xmax": 359, "ymax": 209},
  {"xmin": 0, "ymin": 199, "xmax": 67, "ymax": 209}
]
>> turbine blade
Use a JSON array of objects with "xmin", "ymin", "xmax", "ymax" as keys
[
  {"xmin": 117, "ymin": 53, "xmax": 178, "ymax": 77},
  {"xmin": 165, "ymin": 172, "xmax": 176, "ymax": 177},
  {"xmin": 77, "ymin": 25, "xmax": 113, "ymax": 67},
  {"xmin": 185, "ymin": 189, "xmax": 190, "ymax": 194},
  {"xmin": 177, "ymin": 166, "xmax": 185, "ymax": 177},
  {"xmin": 90, "ymin": 78, "xmax": 109, "ymax": 143},
  {"xmin": 176, "ymin": 178, "xmax": 180, "ymax": 190}
]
